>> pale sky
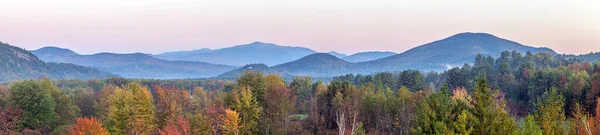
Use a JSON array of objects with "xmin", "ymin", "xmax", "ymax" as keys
[{"xmin": 0, "ymin": 0, "xmax": 599, "ymax": 55}]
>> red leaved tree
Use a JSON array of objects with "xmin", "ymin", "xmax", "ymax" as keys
[{"xmin": 158, "ymin": 116, "xmax": 191, "ymax": 135}]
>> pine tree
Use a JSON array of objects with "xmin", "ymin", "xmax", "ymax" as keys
[
  {"xmin": 470, "ymin": 77, "xmax": 516, "ymax": 135},
  {"xmin": 413, "ymin": 85, "xmax": 453, "ymax": 135},
  {"xmin": 518, "ymin": 115, "xmax": 542, "ymax": 135}
]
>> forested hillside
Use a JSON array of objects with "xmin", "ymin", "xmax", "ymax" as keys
[
  {"xmin": 560, "ymin": 52, "xmax": 600, "ymax": 62},
  {"xmin": 357, "ymin": 32, "xmax": 556, "ymax": 72},
  {"xmin": 2, "ymin": 50, "xmax": 600, "ymax": 134},
  {"xmin": 0, "ymin": 42, "xmax": 113, "ymax": 81}
]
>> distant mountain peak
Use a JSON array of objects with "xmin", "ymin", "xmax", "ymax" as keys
[
  {"xmin": 450, "ymin": 32, "xmax": 496, "ymax": 38},
  {"xmin": 194, "ymin": 48, "xmax": 212, "ymax": 51},
  {"xmin": 247, "ymin": 41, "xmax": 278, "ymax": 47},
  {"xmin": 305, "ymin": 53, "xmax": 340, "ymax": 59},
  {"xmin": 155, "ymin": 42, "xmax": 317, "ymax": 66},
  {"xmin": 327, "ymin": 51, "xmax": 347, "ymax": 58},
  {"xmin": 34, "ymin": 46, "xmax": 79, "ymax": 55},
  {"xmin": 275, "ymin": 53, "xmax": 350, "ymax": 67}
]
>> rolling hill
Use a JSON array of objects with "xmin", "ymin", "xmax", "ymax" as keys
[
  {"xmin": 0, "ymin": 42, "xmax": 114, "ymax": 81},
  {"xmin": 154, "ymin": 41, "xmax": 317, "ymax": 66},
  {"xmin": 355, "ymin": 32, "xmax": 556, "ymax": 72},
  {"xmin": 218, "ymin": 53, "xmax": 354, "ymax": 78},
  {"xmin": 32, "ymin": 47, "xmax": 237, "ymax": 79},
  {"xmin": 342, "ymin": 51, "xmax": 396, "ymax": 62}
]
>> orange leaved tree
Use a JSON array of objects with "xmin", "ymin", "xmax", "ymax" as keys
[{"xmin": 69, "ymin": 117, "xmax": 109, "ymax": 135}]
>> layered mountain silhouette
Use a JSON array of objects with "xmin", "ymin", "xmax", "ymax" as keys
[
  {"xmin": 342, "ymin": 51, "xmax": 396, "ymax": 63},
  {"xmin": 218, "ymin": 53, "xmax": 352, "ymax": 78},
  {"xmin": 327, "ymin": 51, "xmax": 348, "ymax": 58},
  {"xmin": 21, "ymin": 32, "xmax": 562, "ymax": 79},
  {"xmin": 219, "ymin": 32, "xmax": 557, "ymax": 78},
  {"xmin": 0, "ymin": 42, "xmax": 114, "ymax": 81},
  {"xmin": 154, "ymin": 41, "xmax": 317, "ymax": 66},
  {"xmin": 32, "ymin": 47, "xmax": 236, "ymax": 79}
]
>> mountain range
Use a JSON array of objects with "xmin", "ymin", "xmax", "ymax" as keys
[
  {"xmin": 0, "ymin": 42, "xmax": 114, "ymax": 81},
  {"xmin": 155, "ymin": 42, "xmax": 317, "ymax": 66},
  {"xmin": 1, "ymin": 32, "xmax": 570, "ymax": 81},
  {"xmin": 219, "ymin": 33, "xmax": 557, "ymax": 78},
  {"xmin": 31, "ymin": 47, "xmax": 236, "ymax": 79}
]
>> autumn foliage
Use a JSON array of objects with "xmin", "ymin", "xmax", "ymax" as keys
[{"xmin": 68, "ymin": 117, "xmax": 109, "ymax": 135}]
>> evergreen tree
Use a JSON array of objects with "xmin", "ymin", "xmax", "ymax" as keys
[
  {"xmin": 470, "ymin": 77, "xmax": 516, "ymax": 135},
  {"xmin": 413, "ymin": 85, "xmax": 454, "ymax": 134},
  {"xmin": 518, "ymin": 115, "xmax": 543, "ymax": 135}
]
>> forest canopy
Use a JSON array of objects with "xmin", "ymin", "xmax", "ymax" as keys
[{"xmin": 1, "ymin": 51, "xmax": 600, "ymax": 134}]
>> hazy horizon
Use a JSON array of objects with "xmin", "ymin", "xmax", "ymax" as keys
[{"xmin": 1, "ymin": 0, "xmax": 599, "ymax": 55}]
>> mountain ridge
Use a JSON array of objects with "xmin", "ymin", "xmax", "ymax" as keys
[
  {"xmin": 0, "ymin": 43, "xmax": 114, "ymax": 81},
  {"xmin": 31, "ymin": 48, "xmax": 237, "ymax": 79},
  {"xmin": 155, "ymin": 41, "xmax": 318, "ymax": 66},
  {"xmin": 218, "ymin": 32, "xmax": 558, "ymax": 78}
]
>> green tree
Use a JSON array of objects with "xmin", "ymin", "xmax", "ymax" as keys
[
  {"xmin": 232, "ymin": 86, "xmax": 262, "ymax": 135},
  {"xmin": 398, "ymin": 70, "xmax": 425, "ymax": 91},
  {"xmin": 518, "ymin": 115, "xmax": 543, "ymax": 135},
  {"xmin": 9, "ymin": 80, "xmax": 56, "ymax": 129},
  {"xmin": 189, "ymin": 110, "xmax": 211, "ymax": 135},
  {"xmin": 470, "ymin": 77, "xmax": 516, "ymax": 135},
  {"xmin": 289, "ymin": 76, "xmax": 313, "ymax": 112},
  {"xmin": 536, "ymin": 88, "xmax": 566, "ymax": 135},
  {"xmin": 453, "ymin": 110, "xmax": 473, "ymax": 135},
  {"xmin": 41, "ymin": 78, "xmax": 80, "ymax": 127},
  {"xmin": 413, "ymin": 85, "xmax": 454, "ymax": 135},
  {"xmin": 236, "ymin": 71, "xmax": 266, "ymax": 103}
]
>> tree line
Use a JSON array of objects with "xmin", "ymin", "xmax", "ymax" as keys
[{"xmin": 1, "ymin": 50, "xmax": 600, "ymax": 134}]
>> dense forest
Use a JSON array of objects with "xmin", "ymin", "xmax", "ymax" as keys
[{"xmin": 2, "ymin": 50, "xmax": 600, "ymax": 135}]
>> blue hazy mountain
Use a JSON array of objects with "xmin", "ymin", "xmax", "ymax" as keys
[
  {"xmin": 219, "ymin": 32, "xmax": 557, "ymax": 78},
  {"xmin": 327, "ymin": 51, "xmax": 348, "ymax": 58},
  {"xmin": 218, "ymin": 53, "xmax": 352, "ymax": 78},
  {"xmin": 32, "ymin": 47, "xmax": 236, "ymax": 79},
  {"xmin": 355, "ymin": 32, "xmax": 557, "ymax": 72},
  {"xmin": 0, "ymin": 42, "xmax": 113, "ymax": 81},
  {"xmin": 154, "ymin": 41, "xmax": 317, "ymax": 66},
  {"xmin": 342, "ymin": 51, "xmax": 397, "ymax": 63}
]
